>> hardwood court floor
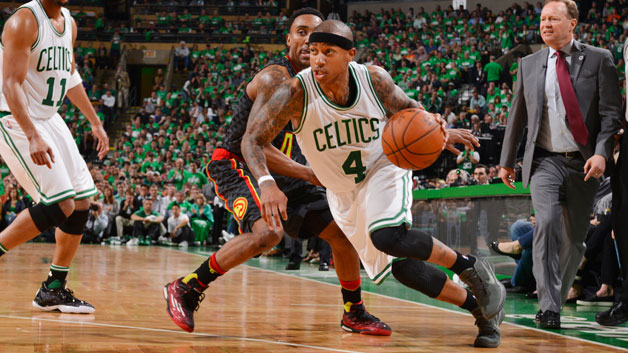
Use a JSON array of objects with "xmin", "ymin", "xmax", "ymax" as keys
[{"xmin": 0, "ymin": 244, "xmax": 624, "ymax": 353}]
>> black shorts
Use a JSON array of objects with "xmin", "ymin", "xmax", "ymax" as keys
[{"xmin": 206, "ymin": 158, "xmax": 333, "ymax": 238}]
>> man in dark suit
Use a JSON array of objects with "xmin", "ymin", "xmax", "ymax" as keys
[
  {"xmin": 595, "ymin": 40, "xmax": 628, "ymax": 327},
  {"xmin": 499, "ymin": 0, "xmax": 622, "ymax": 329}
]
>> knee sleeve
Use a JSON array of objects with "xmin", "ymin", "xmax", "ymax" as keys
[
  {"xmin": 392, "ymin": 258, "xmax": 448, "ymax": 298},
  {"xmin": 29, "ymin": 203, "xmax": 68, "ymax": 233},
  {"xmin": 370, "ymin": 226, "xmax": 433, "ymax": 260},
  {"xmin": 59, "ymin": 209, "xmax": 90, "ymax": 235}
]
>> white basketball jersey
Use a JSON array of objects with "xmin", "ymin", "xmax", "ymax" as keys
[
  {"xmin": 294, "ymin": 62, "xmax": 390, "ymax": 193},
  {"xmin": 0, "ymin": 0, "xmax": 73, "ymax": 120}
]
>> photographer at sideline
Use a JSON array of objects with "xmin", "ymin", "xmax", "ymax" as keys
[{"xmin": 83, "ymin": 203, "xmax": 109, "ymax": 244}]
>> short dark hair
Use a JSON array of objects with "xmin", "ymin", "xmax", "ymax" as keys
[
  {"xmin": 171, "ymin": 202, "xmax": 180, "ymax": 209},
  {"xmin": 474, "ymin": 164, "xmax": 488, "ymax": 174},
  {"xmin": 287, "ymin": 7, "xmax": 324, "ymax": 32}
]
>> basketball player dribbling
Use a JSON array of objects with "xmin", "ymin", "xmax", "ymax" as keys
[
  {"xmin": 0, "ymin": 0, "xmax": 108, "ymax": 313},
  {"xmin": 164, "ymin": 9, "xmax": 391, "ymax": 336},
  {"xmin": 243, "ymin": 20, "xmax": 506, "ymax": 348}
]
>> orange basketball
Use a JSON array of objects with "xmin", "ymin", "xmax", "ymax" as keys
[{"xmin": 382, "ymin": 108, "xmax": 445, "ymax": 170}]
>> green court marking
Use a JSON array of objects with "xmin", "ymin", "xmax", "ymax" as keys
[{"xmin": 178, "ymin": 246, "xmax": 628, "ymax": 351}]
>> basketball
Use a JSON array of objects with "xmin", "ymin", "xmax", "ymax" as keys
[{"xmin": 382, "ymin": 108, "xmax": 445, "ymax": 170}]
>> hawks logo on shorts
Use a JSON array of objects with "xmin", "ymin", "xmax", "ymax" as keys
[{"xmin": 233, "ymin": 197, "xmax": 248, "ymax": 220}]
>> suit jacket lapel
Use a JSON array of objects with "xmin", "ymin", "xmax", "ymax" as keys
[
  {"xmin": 570, "ymin": 41, "xmax": 585, "ymax": 82},
  {"xmin": 536, "ymin": 48, "xmax": 548, "ymax": 127}
]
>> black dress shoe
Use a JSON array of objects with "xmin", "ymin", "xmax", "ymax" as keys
[
  {"xmin": 539, "ymin": 310, "xmax": 560, "ymax": 329},
  {"xmin": 526, "ymin": 291, "xmax": 538, "ymax": 299},
  {"xmin": 285, "ymin": 261, "xmax": 300, "ymax": 270},
  {"xmin": 500, "ymin": 278, "xmax": 513, "ymax": 289},
  {"xmin": 319, "ymin": 262, "xmax": 329, "ymax": 271},
  {"xmin": 489, "ymin": 241, "xmax": 522, "ymax": 260},
  {"xmin": 596, "ymin": 301, "xmax": 628, "ymax": 326}
]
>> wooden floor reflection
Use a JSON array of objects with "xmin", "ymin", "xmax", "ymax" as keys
[{"xmin": 0, "ymin": 244, "xmax": 622, "ymax": 352}]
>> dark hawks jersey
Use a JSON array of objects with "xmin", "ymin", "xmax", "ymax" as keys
[{"xmin": 220, "ymin": 56, "xmax": 306, "ymax": 166}]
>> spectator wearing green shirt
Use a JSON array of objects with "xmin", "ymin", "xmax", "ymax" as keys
[
  {"xmin": 129, "ymin": 198, "xmax": 163, "ymax": 246},
  {"xmin": 168, "ymin": 191, "xmax": 193, "ymax": 218},
  {"xmin": 168, "ymin": 159, "xmax": 189, "ymax": 190},
  {"xmin": 483, "ymin": 56, "xmax": 503, "ymax": 84},
  {"xmin": 457, "ymin": 145, "xmax": 480, "ymax": 175},
  {"xmin": 183, "ymin": 161, "xmax": 208, "ymax": 189},
  {"xmin": 189, "ymin": 194, "xmax": 214, "ymax": 244}
]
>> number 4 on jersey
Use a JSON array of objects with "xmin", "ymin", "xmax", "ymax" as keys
[{"xmin": 342, "ymin": 150, "xmax": 366, "ymax": 183}]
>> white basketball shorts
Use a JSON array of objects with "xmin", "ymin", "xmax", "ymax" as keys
[
  {"xmin": 0, "ymin": 113, "xmax": 97, "ymax": 205},
  {"xmin": 327, "ymin": 156, "xmax": 413, "ymax": 284}
]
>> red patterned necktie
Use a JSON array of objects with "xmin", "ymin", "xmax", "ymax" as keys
[{"xmin": 555, "ymin": 50, "xmax": 589, "ymax": 145}]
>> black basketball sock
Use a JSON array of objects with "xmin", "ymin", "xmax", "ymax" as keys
[
  {"xmin": 183, "ymin": 253, "xmax": 225, "ymax": 291},
  {"xmin": 460, "ymin": 289, "xmax": 479, "ymax": 312},
  {"xmin": 340, "ymin": 279, "xmax": 362, "ymax": 312},
  {"xmin": 448, "ymin": 251, "xmax": 476, "ymax": 275},
  {"xmin": 0, "ymin": 242, "xmax": 6, "ymax": 257},
  {"xmin": 45, "ymin": 264, "xmax": 69, "ymax": 289}
]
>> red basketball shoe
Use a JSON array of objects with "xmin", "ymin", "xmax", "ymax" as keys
[
  {"xmin": 164, "ymin": 278, "xmax": 205, "ymax": 332},
  {"xmin": 341, "ymin": 304, "xmax": 392, "ymax": 336}
]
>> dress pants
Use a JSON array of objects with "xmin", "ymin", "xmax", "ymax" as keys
[{"xmin": 529, "ymin": 154, "xmax": 600, "ymax": 312}]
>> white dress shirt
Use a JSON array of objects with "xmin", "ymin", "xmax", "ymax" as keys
[{"xmin": 537, "ymin": 39, "xmax": 580, "ymax": 153}]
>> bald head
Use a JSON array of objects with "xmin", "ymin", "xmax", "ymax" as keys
[{"xmin": 312, "ymin": 20, "xmax": 354, "ymax": 42}]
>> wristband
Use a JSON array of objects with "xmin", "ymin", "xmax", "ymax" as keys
[
  {"xmin": 68, "ymin": 70, "xmax": 83, "ymax": 89},
  {"xmin": 257, "ymin": 175, "xmax": 275, "ymax": 185}
]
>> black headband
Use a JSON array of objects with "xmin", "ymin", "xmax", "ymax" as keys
[{"xmin": 308, "ymin": 32, "xmax": 354, "ymax": 50}]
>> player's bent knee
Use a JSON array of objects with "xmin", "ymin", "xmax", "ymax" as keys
[
  {"xmin": 58, "ymin": 209, "xmax": 90, "ymax": 235},
  {"xmin": 370, "ymin": 226, "xmax": 433, "ymax": 260},
  {"xmin": 56, "ymin": 198, "xmax": 76, "ymax": 218},
  {"xmin": 391, "ymin": 259, "xmax": 447, "ymax": 298},
  {"xmin": 29, "ymin": 203, "xmax": 69, "ymax": 233}
]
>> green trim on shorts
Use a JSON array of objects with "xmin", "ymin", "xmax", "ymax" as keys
[
  {"xmin": 74, "ymin": 186, "xmax": 98, "ymax": 200},
  {"xmin": 0, "ymin": 123, "xmax": 41, "ymax": 190},
  {"xmin": 372, "ymin": 258, "xmax": 405, "ymax": 285},
  {"xmin": 40, "ymin": 192, "xmax": 76, "ymax": 206},
  {"xmin": 367, "ymin": 172, "xmax": 412, "ymax": 233},
  {"xmin": 0, "ymin": 242, "xmax": 8, "ymax": 253},
  {"xmin": 40, "ymin": 189, "xmax": 76, "ymax": 205}
]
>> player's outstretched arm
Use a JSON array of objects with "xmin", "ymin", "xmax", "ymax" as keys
[
  {"xmin": 242, "ymin": 78, "xmax": 305, "ymax": 231},
  {"xmin": 65, "ymin": 17, "xmax": 109, "ymax": 160},
  {"xmin": 2, "ymin": 9, "xmax": 56, "ymax": 169},
  {"xmin": 246, "ymin": 66, "xmax": 320, "ymax": 185}
]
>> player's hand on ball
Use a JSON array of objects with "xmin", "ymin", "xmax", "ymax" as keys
[
  {"xmin": 92, "ymin": 124, "xmax": 109, "ymax": 160},
  {"xmin": 444, "ymin": 129, "xmax": 479, "ymax": 155},
  {"xmin": 259, "ymin": 181, "xmax": 288, "ymax": 232},
  {"xmin": 29, "ymin": 134, "xmax": 55, "ymax": 169},
  {"xmin": 431, "ymin": 113, "xmax": 448, "ymax": 151}
]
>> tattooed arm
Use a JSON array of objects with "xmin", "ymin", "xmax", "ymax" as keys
[
  {"xmin": 242, "ymin": 78, "xmax": 305, "ymax": 231},
  {"xmin": 246, "ymin": 66, "xmax": 320, "ymax": 185},
  {"xmin": 368, "ymin": 65, "xmax": 479, "ymax": 154},
  {"xmin": 367, "ymin": 64, "xmax": 422, "ymax": 117}
]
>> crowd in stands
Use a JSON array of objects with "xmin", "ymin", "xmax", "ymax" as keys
[{"xmin": 0, "ymin": 1, "xmax": 627, "ymax": 253}]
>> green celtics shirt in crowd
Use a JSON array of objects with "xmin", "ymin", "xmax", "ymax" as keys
[
  {"xmin": 483, "ymin": 61, "xmax": 503, "ymax": 82},
  {"xmin": 168, "ymin": 200, "xmax": 193, "ymax": 214},
  {"xmin": 168, "ymin": 169, "xmax": 189, "ymax": 190},
  {"xmin": 184, "ymin": 171, "xmax": 208, "ymax": 188},
  {"xmin": 134, "ymin": 208, "xmax": 161, "ymax": 219}
]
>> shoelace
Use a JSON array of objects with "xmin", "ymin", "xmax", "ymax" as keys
[
  {"xmin": 59, "ymin": 288, "xmax": 79, "ymax": 303},
  {"xmin": 184, "ymin": 289, "xmax": 205, "ymax": 312}
]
